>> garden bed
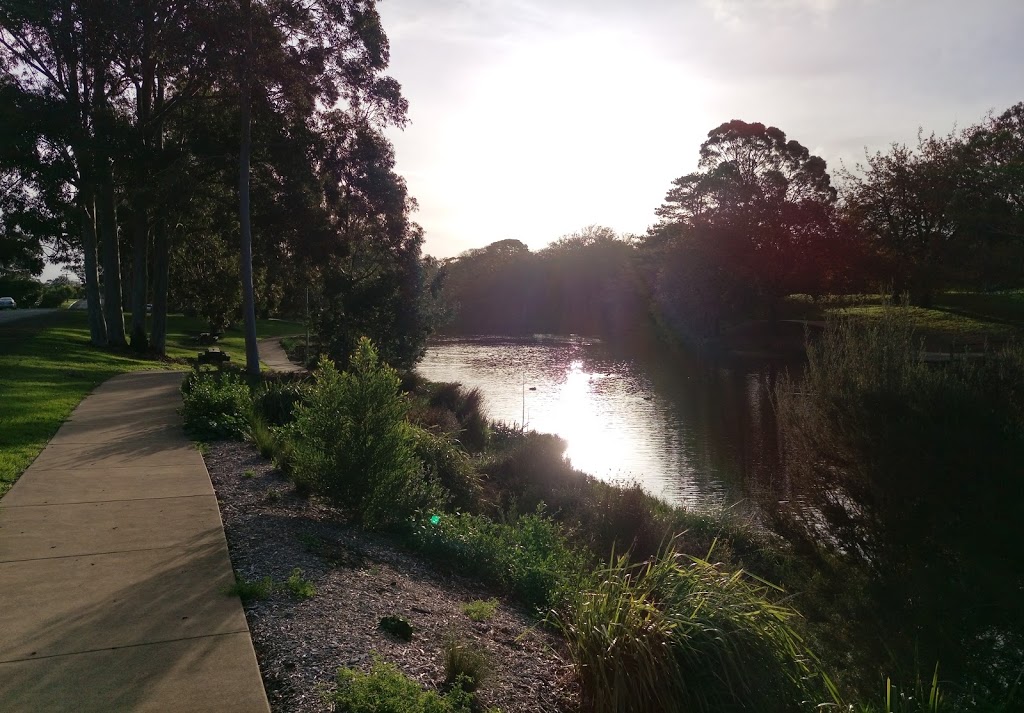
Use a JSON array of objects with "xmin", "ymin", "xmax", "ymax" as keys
[{"xmin": 204, "ymin": 440, "xmax": 579, "ymax": 713}]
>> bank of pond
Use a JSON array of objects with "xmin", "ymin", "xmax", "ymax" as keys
[{"xmin": 187, "ymin": 312, "xmax": 1024, "ymax": 712}]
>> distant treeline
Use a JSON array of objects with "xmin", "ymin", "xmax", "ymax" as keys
[{"xmin": 439, "ymin": 110, "xmax": 1024, "ymax": 343}]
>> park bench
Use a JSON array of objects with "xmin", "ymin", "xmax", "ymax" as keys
[{"xmin": 197, "ymin": 347, "xmax": 231, "ymax": 366}]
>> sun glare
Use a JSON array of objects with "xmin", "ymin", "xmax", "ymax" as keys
[{"xmin": 434, "ymin": 30, "xmax": 712, "ymax": 250}]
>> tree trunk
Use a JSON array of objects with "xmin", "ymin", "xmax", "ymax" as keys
[
  {"xmin": 97, "ymin": 168, "xmax": 126, "ymax": 346},
  {"xmin": 149, "ymin": 74, "xmax": 169, "ymax": 355},
  {"xmin": 130, "ymin": 3, "xmax": 154, "ymax": 352},
  {"xmin": 129, "ymin": 202, "xmax": 149, "ymax": 350},
  {"xmin": 92, "ymin": 58, "xmax": 126, "ymax": 347},
  {"xmin": 79, "ymin": 190, "xmax": 107, "ymax": 346},
  {"xmin": 238, "ymin": 0, "xmax": 260, "ymax": 375},
  {"xmin": 150, "ymin": 217, "xmax": 170, "ymax": 354}
]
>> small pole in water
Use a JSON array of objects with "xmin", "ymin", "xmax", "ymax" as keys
[{"xmin": 522, "ymin": 373, "xmax": 526, "ymax": 432}]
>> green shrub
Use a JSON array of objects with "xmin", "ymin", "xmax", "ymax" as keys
[
  {"xmin": 379, "ymin": 615, "xmax": 414, "ymax": 641},
  {"xmin": 285, "ymin": 568, "xmax": 316, "ymax": 599},
  {"xmin": 180, "ymin": 369, "xmax": 252, "ymax": 440},
  {"xmin": 333, "ymin": 658, "xmax": 473, "ymax": 713},
  {"xmin": 461, "ymin": 599, "xmax": 498, "ymax": 622},
  {"xmin": 442, "ymin": 638, "xmax": 491, "ymax": 692},
  {"xmin": 407, "ymin": 509, "xmax": 589, "ymax": 609},
  {"xmin": 288, "ymin": 339, "xmax": 444, "ymax": 528},
  {"xmin": 410, "ymin": 427, "xmax": 481, "ymax": 509},
  {"xmin": 549, "ymin": 545, "xmax": 836, "ymax": 713}
]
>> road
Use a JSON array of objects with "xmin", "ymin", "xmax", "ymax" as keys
[{"xmin": 0, "ymin": 309, "xmax": 58, "ymax": 326}]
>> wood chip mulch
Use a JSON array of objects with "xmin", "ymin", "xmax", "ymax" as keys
[{"xmin": 204, "ymin": 441, "xmax": 580, "ymax": 713}]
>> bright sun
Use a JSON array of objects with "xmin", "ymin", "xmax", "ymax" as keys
[{"xmin": 433, "ymin": 29, "xmax": 712, "ymax": 249}]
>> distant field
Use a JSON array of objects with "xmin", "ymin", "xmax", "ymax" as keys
[
  {"xmin": 0, "ymin": 311, "xmax": 301, "ymax": 497},
  {"xmin": 783, "ymin": 291, "xmax": 1024, "ymax": 351}
]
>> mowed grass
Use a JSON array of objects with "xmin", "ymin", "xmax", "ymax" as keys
[
  {"xmin": 0, "ymin": 311, "xmax": 301, "ymax": 498},
  {"xmin": 784, "ymin": 291, "xmax": 1024, "ymax": 351}
]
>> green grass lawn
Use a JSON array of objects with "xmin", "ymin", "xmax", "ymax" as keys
[
  {"xmin": 0, "ymin": 311, "xmax": 301, "ymax": 498},
  {"xmin": 782, "ymin": 291, "xmax": 1024, "ymax": 351}
]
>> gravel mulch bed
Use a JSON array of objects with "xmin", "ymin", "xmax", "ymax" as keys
[{"xmin": 205, "ymin": 440, "xmax": 580, "ymax": 713}]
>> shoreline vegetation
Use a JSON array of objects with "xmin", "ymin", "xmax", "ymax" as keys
[{"xmin": 182, "ymin": 306, "xmax": 1024, "ymax": 712}]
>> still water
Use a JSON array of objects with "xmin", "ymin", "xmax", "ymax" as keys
[{"xmin": 418, "ymin": 335, "xmax": 785, "ymax": 509}]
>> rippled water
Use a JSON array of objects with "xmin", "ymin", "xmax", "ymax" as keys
[{"xmin": 418, "ymin": 335, "xmax": 784, "ymax": 509}]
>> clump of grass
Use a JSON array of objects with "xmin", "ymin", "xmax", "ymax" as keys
[
  {"xmin": 245, "ymin": 410, "xmax": 277, "ymax": 459},
  {"xmin": 461, "ymin": 599, "xmax": 498, "ymax": 622},
  {"xmin": 265, "ymin": 488, "xmax": 282, "ymax": 504},
  {"xmin": 285, "ymin": 568, "xmax": 316, "ymax": 599},
  {"xmin": 225, "ymin": 572, "xmax": 274, "ymax": 602},
  {"xmin": 243, "ymin": 468, "xmax": 256, "ymax": 479},
  {"xmin": 379, "ymin": 615, "xmax": 414, "ymax": 641},
  {"xmin": 194, "ymin": 441, "xmax": 210, "ymax": 455},
  {"xmin": 442, "ymin": 637, "xmax": 491, "ymax": 692},
  {"xmin": 549, "ymin": 544, "xmax": 836, "ymax": 713},
  {"xmin": 333, "ymin": 657, "xmax": 473, "ymax": 713}
]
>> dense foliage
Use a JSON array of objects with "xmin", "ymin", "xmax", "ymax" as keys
[
  {"xmin": 0, "ymin": 0, "xmax": 434, "ymax": 365},
  {"xmin": 774, "ymin": 307, "xmax": 1024, "ymax": 705},
  {"xmin": 288, "ymin": 339, "xmax": 443, "ymax": 527}
]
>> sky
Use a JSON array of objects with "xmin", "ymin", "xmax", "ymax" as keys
[{"xmin": 376, "ymin": 0, "xmax": 1024, "ymax": 259}]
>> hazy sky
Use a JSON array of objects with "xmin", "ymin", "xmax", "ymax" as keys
[{"xmin": 377, "ymin": 0, "xmax": 1024, "ymax": 258}]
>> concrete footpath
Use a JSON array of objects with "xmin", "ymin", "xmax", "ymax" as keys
[
  {"xmin": 258, "ymin": 337, "xmax": 305, "ymax": 374},
  {"xmin": 0, "ymin": 372, "xmax": 270, "ymax": 712}
]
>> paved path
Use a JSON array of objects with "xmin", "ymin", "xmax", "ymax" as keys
[
  {"xmin": 0, "ymin": 308, "xmax": 58, "ymax": 326},
  {"xmin": 0, "ymin": 372, "xmax": 270, "ymax": 712},
  {"xmin": 258, "ymin": 337, "xmax": 305, "ymax": 373}
]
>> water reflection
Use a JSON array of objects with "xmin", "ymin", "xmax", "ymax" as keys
[{"xmin": 417, "ymin": 335, "xmax": 782, "ymax": 509}]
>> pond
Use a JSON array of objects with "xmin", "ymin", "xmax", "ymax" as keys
[{"xmin": 418, "ymin": 335, "xmax": 788, "ymax": 509}]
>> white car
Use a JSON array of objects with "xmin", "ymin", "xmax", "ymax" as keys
[{"xmin": 0, "ymin": 297, "xmax": 16, "ymax": 310}]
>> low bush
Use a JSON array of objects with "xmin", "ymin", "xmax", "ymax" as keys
[
  {"xmin": 333, "ymin": 658, "xmax": 474, "ymax": 713},
  {"xmin": 288, "ymin": 339, "xmax": 444, "ymax": 529},
  {"xmin": 252, "ymin": 379, "xmax": 306, "ymax": 426},
  {"xmin": 426, "ymin": 382, "xmax": 489, "ymax": 452},
  {"xmin": 409, "ymin": 427, "xmax": 482, "ymax": 509},
  {"xmin": 180, "ymin": 369, "xmax": 252, "ymax": 440},
  {"xmin": 461, "ymin": 599, "xmax": 498, "ymax": 622},
  {"xmin": 285, "ymin": 568, "xmax": 316, "ymax": 599},
  {"xmin": 549, "ymin": 545, "xmax": 836, "ymax": 713},
  {"xmin": 407, "ymin": 509, "xmax": 589, "ymax": 609}
]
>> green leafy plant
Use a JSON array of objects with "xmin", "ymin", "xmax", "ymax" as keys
[
  {"xmin": 379, "ymin": 615, "xmax": 414, "ymax": 641},
  {"xmin": 225, "ymin": 572, "xmax": 273, "ymax": 602},
  {"xmin": 288, "ymin": 339, "xmax": 444, "ymax": 528},
  {"xmin": 265, "ymin": 488, "xmax": 282, "ymax": 504},
  {"xmin": 409, "ymin": 426, "xmax": 482, "ymax": 509},
  {"xmin": 243, "ymin": 468, "xmax": 256, "ymax": 479},
  {"xmin": 180, "ymin": 369, "xmax": 252, "ymax": 440},
  {"xmin": 332, "ymin": 657, "xmax": 473, "ymax": 713},
  {"xmin": 407, "ymin": 509, "xmax": 589, "ymax": 609},
  {"xmin": 442, "ymin": 638, "xmax": 492, "ymax": 692},
  {"xmin": 461, "ymin": 599, "xmax": 498, "ymax": 622},
  {"xmin": 285, "ymin": 568, "xmax": 316, "ymax": 599}
]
